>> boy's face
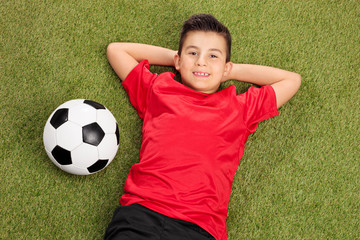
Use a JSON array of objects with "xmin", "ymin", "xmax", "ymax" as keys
[{"xmin": 174, "ymin": 31, "xmax": 232, "ymax": 94}]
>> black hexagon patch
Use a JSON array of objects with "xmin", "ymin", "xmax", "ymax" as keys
[
  {"xmin": 87, "ymin": 159, "xmax": 109, "ymax": 173},
  {"xmin": 84, "ymin": 100, "xmax": 105, "ymax": 109},
  {"xmin": 50, "ymin": 108, "xmax": 68, "ymax": 129},
  {"xmin": 82, "ymin": 123, "xmax": 105, "ymax": 146},
  {"xmin": 115, "ymin": 123, "xmax": 119, "ymax": 145},
  {"xmin": 51, "ymin": 145, "xmax": 72, "ymax": 165}
]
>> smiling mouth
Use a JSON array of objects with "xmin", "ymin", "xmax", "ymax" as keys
[{"xmin": 193, "ymin": 72, "xmax": 210, "ymax": 77}]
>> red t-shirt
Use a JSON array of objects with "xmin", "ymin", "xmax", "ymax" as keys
[{"xmin": 120, "ymin": 60, "xmax": 278, "ymax": 240}]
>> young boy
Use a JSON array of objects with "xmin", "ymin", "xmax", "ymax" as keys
[{"xmin": 105, "ymin": 14, "xmax": 301, "ymax": 240}]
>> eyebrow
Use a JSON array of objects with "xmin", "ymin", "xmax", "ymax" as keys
[{"xmin": 185, "ymin": 45, "xmax": 223, "ymax": 54}]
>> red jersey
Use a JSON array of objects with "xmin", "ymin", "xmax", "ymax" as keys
[{"xmin": 120, "ymin": 60, "xmax": 278, "ymax": 239}]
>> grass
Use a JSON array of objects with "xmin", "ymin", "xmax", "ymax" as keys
[{"xmin": 1, "ymin": 0, "xmax": 359, "ymax": 239}]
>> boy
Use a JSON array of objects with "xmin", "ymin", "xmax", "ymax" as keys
[{"xmin": 105, "ymin": 14, "xmax": 301, "ymax": 240}]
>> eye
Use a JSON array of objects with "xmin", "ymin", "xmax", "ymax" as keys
[
  {"xmin": 188, "ymin": 51, "xmax": 197, "ymax": 56},
  {"xmin": 210, "ymin": 54, "xmax": 218, "ymax": 58}
]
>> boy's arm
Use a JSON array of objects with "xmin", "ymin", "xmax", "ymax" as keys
[
  {"xmin": 107, "ymin": 43, "xmax": 177, "ymax": 81},
  {"xmin": 223, "ymin": 63, "xmax": 301, "ymax": 108}
]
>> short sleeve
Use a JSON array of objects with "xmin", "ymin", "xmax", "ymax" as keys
[
  {"xmin": 121, "ymin": 60, "xmax": 158, "ymax": 120},
  {"xmin": 239, "ymin": 85, "xmax": 279, "ymax": 133}
]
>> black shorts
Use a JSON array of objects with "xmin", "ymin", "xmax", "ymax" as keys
[{"xmin": 104, "ymin": 204, "xmax": 215, "ymax": 240}]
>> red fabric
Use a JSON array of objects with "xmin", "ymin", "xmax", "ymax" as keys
[{"xmin": 120, "ymin": 60, "xmax": 278, "ymax": 240}]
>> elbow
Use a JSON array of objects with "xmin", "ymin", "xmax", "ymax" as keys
[
  {"xmin": 106, "ymin": 42, "xmax": 125, "ymax": 59},
  {"xmin": 296, "ymin": 73, "xmax": 302, "ymax": 88},
  {"xmin": 106, "ymin": 42, "xmax": 118, "ymax": 59},
  {"xmin": 293, "ymin": 72, "xmax": 302, "ymax": 91}
]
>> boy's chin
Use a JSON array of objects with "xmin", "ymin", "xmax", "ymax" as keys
[{"xmin": 181, "ymin": 80, "xmax": 220, "ymax": 94}]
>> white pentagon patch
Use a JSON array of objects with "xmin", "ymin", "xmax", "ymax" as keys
[
  {"xmin": 43, "ymin": 123, "xmax": 56, "ymax": 152},
  {"xmin": 71, "ymin": 144, "xmax": 99, "ymax": 168},
  {"xmin": 98, "ymin": 134, "xmax": 119, "ymax": 160},
  {"xmin": 69, "ymin": 103, "xmax": 97, "ymax": 126},
  {"xmin": 56, "ymin": 122, "xmax": 82, "ymax": 151},
  {"xmin": 61, "ymin": 164, "xmax": 90, "ymax": 175},
  {"xmin": 97, "ymin": 109, "xmax": 117, "ymax": 133}
]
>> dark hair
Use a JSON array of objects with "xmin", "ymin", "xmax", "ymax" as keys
[{"xmin": 178, "ymin": 14, "xmax": 231, "ymax": 62}]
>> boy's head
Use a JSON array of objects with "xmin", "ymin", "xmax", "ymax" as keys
[
  {"xmin": 174, "ymin": 14, "xmax": 233, "ymax": 94},
  {"xmin": 178, "ymin": 14, "xmax": 231, "ymax": 62}
]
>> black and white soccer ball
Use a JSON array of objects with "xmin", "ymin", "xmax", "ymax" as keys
[{"xmin": 43, "ymin": 99, "xmax": 119, "ymax": 175}]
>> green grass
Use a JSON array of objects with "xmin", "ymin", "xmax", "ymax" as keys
[{"xmin": 1, "ymin": 0, "xmax": 359, "ymax": 239}]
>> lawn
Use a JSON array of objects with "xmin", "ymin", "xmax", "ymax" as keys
[{"xmin": 1, "ymin": 0, "xmax": 359, "ymax": 239}]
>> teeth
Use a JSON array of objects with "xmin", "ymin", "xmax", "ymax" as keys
[{"xmin": 194, "ymin": 72, "xmax": 209, "ymax": 76}]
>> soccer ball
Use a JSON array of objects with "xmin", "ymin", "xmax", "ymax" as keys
[{"xmin": 43, "ymin": 99, "xmax": 119, "ymax": 175}]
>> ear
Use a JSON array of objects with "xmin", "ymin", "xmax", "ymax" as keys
[
  {"xmin": 222, "ymin": 61, "xmax": 233, "ymax": 80},
  {"xmin": 174, "ymin": 54, "xmax": 181, "ymax": 71}
]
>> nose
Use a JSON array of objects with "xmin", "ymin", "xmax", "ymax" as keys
[{"xmin": 196, "ymin": 54, "xmax": 207, "ymax": 66}]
